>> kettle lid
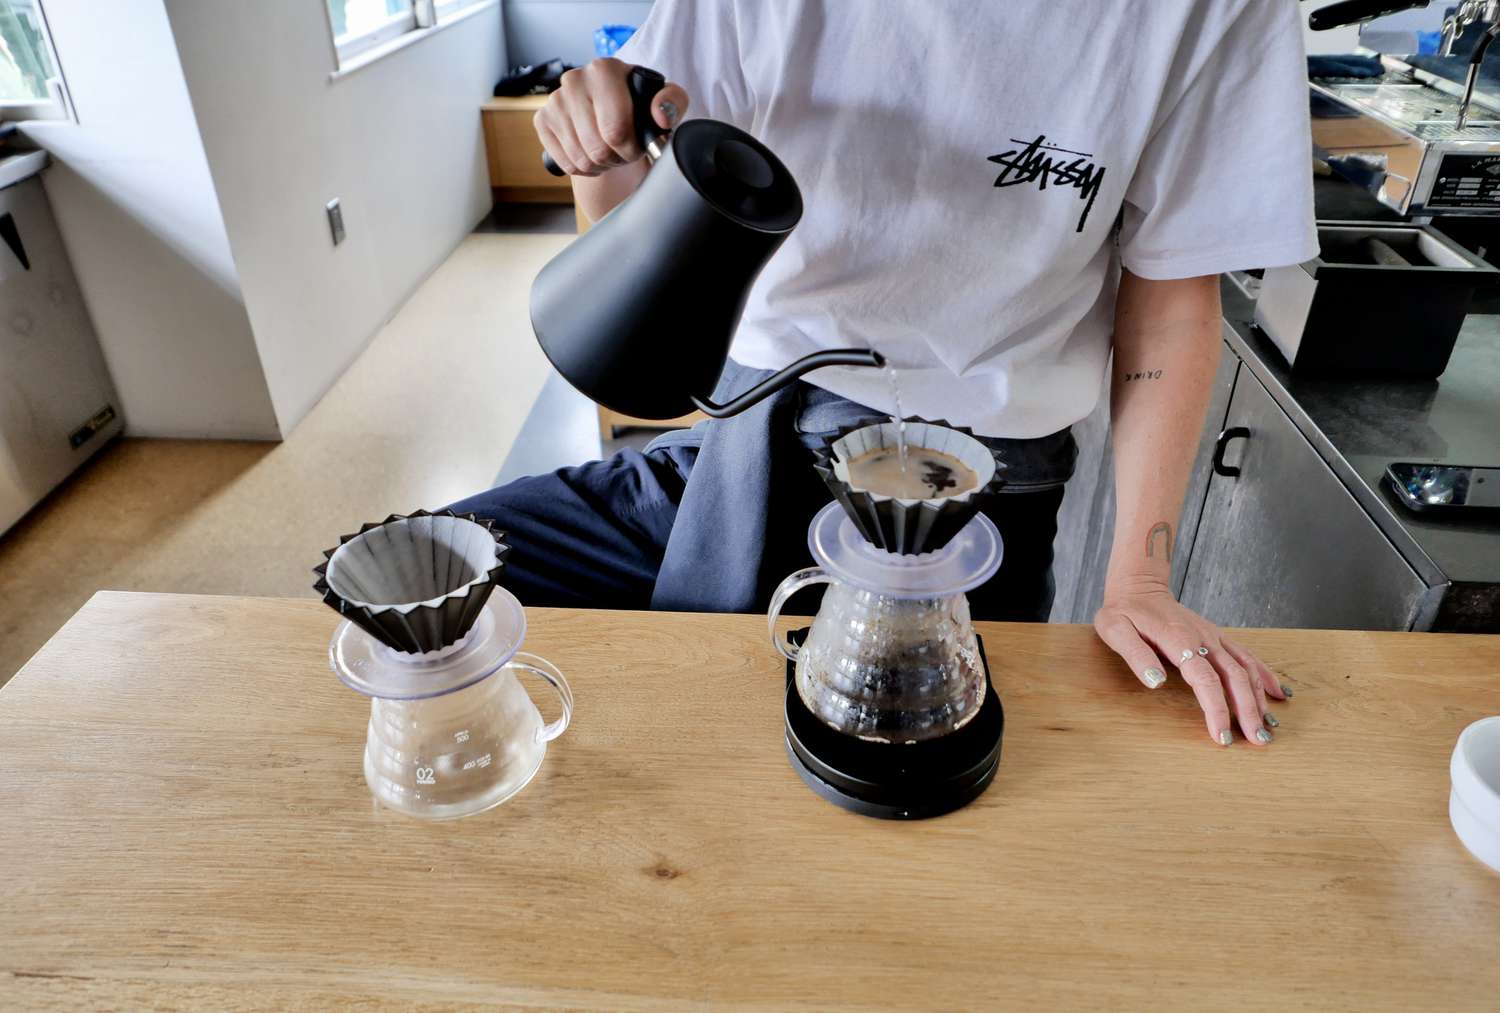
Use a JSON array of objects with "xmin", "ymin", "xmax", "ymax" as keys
[{"xmin": 671, "ymin": 119, "xmax": 802, "ymax": 233}]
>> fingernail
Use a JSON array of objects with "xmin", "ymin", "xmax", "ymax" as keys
[
  {"xmin": 1143, "ymin": 667, "xmax": 1166, "ymax": 689},
  {"xmin": 658, "ymin": 100, "xmax": 678, "ymax": 126},
  {"xmin": 1265, "ymin": 713, "xmax": 1280, "ymax": 728},
  {"xmin": 1218, "ymin": 730, "xmax": 1233, "ymax": 747},
  {"xmin": 1281, "ymin": 683, "xmax": 1294, "ymax": 698},
  {"xmin": 1255, "ymin": 728, "xmax": 1274, "ymax": 744}
]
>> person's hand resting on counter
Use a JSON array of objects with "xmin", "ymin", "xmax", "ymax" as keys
[{"xmin": 1091, "ymin": 272, "xmax": 1291, "ymax": 747}]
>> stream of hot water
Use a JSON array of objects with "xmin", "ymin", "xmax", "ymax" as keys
[{"xmin": 886, "ymin": 364, "xmax": 908, "ymax": 473}]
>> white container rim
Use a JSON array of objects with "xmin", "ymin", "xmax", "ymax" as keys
[{"xmin": 1451, "ymin": 716, "xmax": 1500, "ymax": 822}]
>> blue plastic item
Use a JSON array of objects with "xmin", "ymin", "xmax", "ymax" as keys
[
  {"xmin": 594, "ymin": 24, "xmax": 637, "ymax": 57},
  {"xmin": 1416, "ymin": 30, "xmax": 1443, "ymax": 55}
]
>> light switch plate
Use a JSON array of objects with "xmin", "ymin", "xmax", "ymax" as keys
[{"xmin": 326, "ymin": 199, "xmax": 345, "ymax": 246}]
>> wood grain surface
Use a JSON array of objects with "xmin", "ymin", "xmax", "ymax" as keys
[
  {"xmin": 2, "ymin": 591, "xmax": 1498, "ymax": 1010},
  {"xmin": 482, "ymin": 95, "xmax": 573, "ymax": 197}
]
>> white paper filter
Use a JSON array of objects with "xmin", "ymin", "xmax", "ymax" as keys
[
  {"xmin": 813, "ymin": 420, "xmax": 1007, "ymax": 556},
  {"xmin": 831, "ymin": 421, "xmax": 998, "ymax": 504}
]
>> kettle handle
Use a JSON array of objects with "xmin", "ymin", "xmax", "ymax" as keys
[
  {"xmin": 768, "ymin": 568, "xmax": 832, "ymax": 663},
  {"xmin": 542, "ymin": 65, "xmax": 670, "ymax": 177},
  {"xmin": 694, "ymin": 348, "xmax": 886, "ymax": 418}
]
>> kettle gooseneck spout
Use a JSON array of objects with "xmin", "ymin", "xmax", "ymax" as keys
[{"xmin": 691, "ymin": 349, "xmax": 887, "ymax": 418}]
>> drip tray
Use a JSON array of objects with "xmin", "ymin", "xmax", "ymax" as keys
[{"xmin": 783, "ymin": 630, "xmax": 1004, "ymax": 820}]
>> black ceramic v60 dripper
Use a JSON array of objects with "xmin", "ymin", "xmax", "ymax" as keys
[{"xmin": 529, "ymin": 69, "xmax": 883, "ymax": 421}]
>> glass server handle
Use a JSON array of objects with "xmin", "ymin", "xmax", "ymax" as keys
[
  {"xmin": 509, "ymin": 651, "xmax": 574, "ymax": 743},
  {"xmin": 766, "ymin": 567, "xmax": 831, "ymax": 662}
]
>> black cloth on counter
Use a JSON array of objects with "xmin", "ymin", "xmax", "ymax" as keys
[{"xmin": 1308, "ymin": 53, "xmax": 1386, "ymax": 79}]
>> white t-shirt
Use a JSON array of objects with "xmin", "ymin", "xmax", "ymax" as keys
[{"xmin": 619, "ymin": 1, "xmax": 1318, "ymax": 438}]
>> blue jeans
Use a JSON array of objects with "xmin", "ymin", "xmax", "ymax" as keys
[{"xmin": 450, "ymin": 365, "xmax": 1075, "ymax": 622}]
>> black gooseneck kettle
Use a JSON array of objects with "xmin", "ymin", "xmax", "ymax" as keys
[{"xmin": 529, "ymin": 66, "xmax": 885, "ymax": 420}]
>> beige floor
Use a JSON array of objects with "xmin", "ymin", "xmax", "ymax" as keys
[{"xmin": 0, "ymin": 231, "xmax": 570, "ymax": 686}]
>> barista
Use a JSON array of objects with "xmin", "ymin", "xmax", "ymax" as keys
[{"xmin": 451, "ymin": 1, "xmax": 1317, "ymax": 746}]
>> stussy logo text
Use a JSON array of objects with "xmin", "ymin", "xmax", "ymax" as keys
[{"xmin": 988, "ymin": 135, "xmax": 1107, "ymax": 233}]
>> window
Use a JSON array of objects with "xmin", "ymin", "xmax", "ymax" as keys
[
  {"xmin": 0, "ymin": 0, "xmax": 69, "ymax": 121},
  {"xmin": 327, "ymin": 0, "xmax": 414, "ymax": 61},
  {"xmin": 325, "ymin": 0, "xmax": 491, "ymax": 68}
]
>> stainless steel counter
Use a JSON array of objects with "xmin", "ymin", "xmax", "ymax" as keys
[
  {"xmin": 1051, "ymin": 274, "xmax": 1500, "ymax": 631},
  {"xmin": 1221, "ymin": 282, "xmax": 1500, "ymax": 626}
]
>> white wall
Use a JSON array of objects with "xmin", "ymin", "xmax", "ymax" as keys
[
  {"xmin": 1360, "ymin": 6, "xmax": 1450, "ymax": 54},
  {"xmin": 163, "ymin": 1, "xmax": 506, "ymax": 434},
  {"xmin": 21, "ymin": 0, "xmax": 280, "ymax": 439},
  {"xmin": 505, "ymin": 0, "xmax": 652, "ymax": 66},
  {"xmin": 1303, "ymin": 1, "xmax": 1362, "ymax": 55},
  {"xmin": 1302, "ymin": 1, "xmax": 1451, "ymax": 55}
]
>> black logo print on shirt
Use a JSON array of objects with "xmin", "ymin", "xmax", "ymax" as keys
[{"xmin": 988, "ymin": 135, "xmax": 1108, "ymax": 233}]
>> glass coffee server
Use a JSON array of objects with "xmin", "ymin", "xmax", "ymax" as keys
[{"xmin": 768, "ymin": 501, "xmax": 1006, "ymax": 819}]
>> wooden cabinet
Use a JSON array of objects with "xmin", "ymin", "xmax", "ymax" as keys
[{"xmin": 481, "ymin": 96, "xmax": 575, "ymax": 205}]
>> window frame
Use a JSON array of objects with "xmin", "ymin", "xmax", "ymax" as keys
[
  {"xmin": 331, "ymin": 4, "xmax": 419, "ymax": 64},
  {"xmin": 0, "ymin": 0, "xmax": 73, "ymax": 123},
  {"xmin": 326, "ymin": 0, "xmax": 494, "ymax": 71},
  {"xmin": 433, "ymin": 0, "xmax": 482, "ymax": 19}
]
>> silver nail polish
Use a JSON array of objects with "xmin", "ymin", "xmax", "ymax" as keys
[
  {"xmin": 1255, "ymin": 728, "xmax": 1273, "ymax": 744},
  {"xmin": 658, "ymin": 100, "xmax": 678, "ymax": 126},
  {"xmin": 1265, "ymin": 713, "xmax": 1280, "ymax": 728},
  {"xmin": 1218, "ymin": 730, "xmax": 1233, "ymax": 747},
  {"xmin": 1281, "ymin": 683, "xmax": 1294, "ymax": 698},
  {"xmin": 1143, "ymin": 667, "xmax": 1166, "ymax": 689}
]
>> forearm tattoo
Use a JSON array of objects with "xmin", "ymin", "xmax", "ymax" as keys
[
  {"xmin": 1146, "ymin": 521, "xmax": 1173, "ymax": 562},
  {"xmin": 1123, "ymin": 369, "xmax": 1164, "ymax": 382}
]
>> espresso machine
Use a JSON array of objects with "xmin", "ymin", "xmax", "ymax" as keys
[
  {"xmin": 1248, "ymin": 2, "xmax": 1500, "ymax": 376},
  {"xmin": 1306, "ymin": 1, "xmax": 1500, "ymax": 217}
]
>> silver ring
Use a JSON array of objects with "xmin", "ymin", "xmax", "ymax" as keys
[
  {"xmin": 1179, "ymin": 648, "xmax": 1196, "ymax": 664},
  {"xmin": 1198, "ymin": 645, "xmax": 1210, "ymax": 656}
]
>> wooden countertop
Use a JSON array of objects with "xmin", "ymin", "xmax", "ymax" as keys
[
  {"xmin": 2, "ymin": 592, "xmax": 1497, "ymax": 1010},
  {"xmin": 481, "ymin": 94, "xmax": 548, "ymax": 111}
]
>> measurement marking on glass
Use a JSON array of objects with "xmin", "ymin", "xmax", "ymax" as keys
[
  {"xmin": 415, "ymin": 766, "xmax": 436, "ymax": 784},
  {"xmin": 462, "ymin": 754, "xmax": 493, "ymax": 771},
  {"xmin": 454, "ymin": 730, "xmax": 470, "ymax": 743}
]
